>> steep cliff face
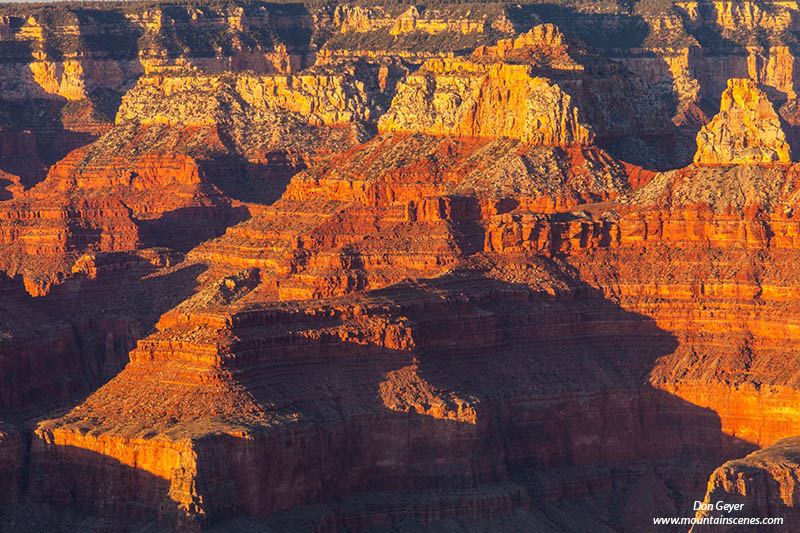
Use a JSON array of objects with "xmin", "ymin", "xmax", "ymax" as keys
[
  {"xmin": 21, "ymin": 66, "xmax": 800, "ymax": 531},
  {"xmin": 378, "ymin": 25, "xmax": 669, "ymax": 145},
  {"xmin": 0, "ymin": 250, "xmax": 211, "ymax": 418},
  {"xmin": 0, "ymin": 2, "xmax": 314, "ymax": 102},
  {"xmin": 29, "ymin": 262, "xmax": 725, "ymax": 530},
  {"xmin": 695, "ymin": 78, "xmax": 791, "ymax": 164},
  {"xmin": 379, "ymin": 60, "xmax": 593, "ymax": 145},
  {"xmin": 188, "ymin": 132, "xmax": 632, "ymax": 300},
  {"xmin": 525, "ymin": 0, "xmax": 800, "ymax": 133},
  {"xmin": 692, "ymin": 437, "xmax": 800, "ymax": 531},
  {"xmin": 49, "ymin": 68, "xmax": 374, "ymax": 206},
  {"xmin": 332, "ymin": 4, "xmax": 511, "ymax": 37},
  {"xmin": 11, "ymin": 1, "xmax": 800, "ymax": 532},
  {"xmin": 0, "ymin": 65, "xmax": 380, "ymax": 291},
  {"xmin": 117, "ymin": 71, "xmax": 377, "ymax": 128},
  {"xmin": 320, "ymin": 3, "xmax": 516, "ymax": 60},
  {"xmin": 477, "ymin": 99, "xmax": 800, "ymax": 467},
  {"xmin": 0, "ymin": 1, "xmax": 318, "ymax": 198}
]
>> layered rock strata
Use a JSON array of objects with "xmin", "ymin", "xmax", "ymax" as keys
[
  {"xmin": 534, "ymin": 0, "xmax": 800, "ymax": 131},
  {"xmin": 8, "ymin": 2, "xmax": 800, "ymax": 532},
  {"xmin": 0, "ymin": 66, "xmax": 380, "ymax": 292},
  {"xmin": 189, "ymin": 133, "xmax": 631, "ymax": 300},
  {"xmin": 30, "ymin": 263, "xmax": 721, "ymax": 530},
  {"xmin": 692, "ymin": 437, "xmax": 800, "ymax": 532},
  {"xmin": 22, "ymin": 66, "xmax": 800, "ymax": 533},
  {"xmin": 378, "ymin": 25, "xmax": 670, "ymax": 144},
  {"xmin": 695, "ymin": 78, "xmax": 791, "ymax": 165}
]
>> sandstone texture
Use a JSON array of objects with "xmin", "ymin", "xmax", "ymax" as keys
[
  {"xmin": 8, "ymin": 1, "xmax": 800, "ymax": 532},
  {"xmin": 695, "ymin": 78, "xmax": 791, "ymax": 165},
  {"xmin": 692, "ymin": 437, "xmax": 800, "ymax": 531},
  {"xmin": 377, "ymin": 26, "xmax": 595, "ymax": 146},
  {"xmin": 378, "ymin": 25, "xmax": 670, "ymax": 145}
]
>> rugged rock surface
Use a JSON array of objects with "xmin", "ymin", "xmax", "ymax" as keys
[
  {"xmin": 10, "ymin": 1, "xmax": 800, "ymax": 532},
  {"xmin": 29, "ymin": 263, "xmax": 717, "ymax": 530},
  {"xmin": 187, "ymin": 133, "xmax": 632, "ymax": 301},
  {"xmin": 695, "ymin": 78, "xmax": 791, "ymax": 165},
  {"xmin": 692, "ymin": 437, "xmax": 800, "ymax": 531},
  {"xmin": 320, "ymin": 3, "xmax": 517, "ymax": 61},
  {"xmin": 380, "ymin": 60, "xmax": 593, "ymax": 145},
  {"xmin": 117, "ymin": 71, "xmax": 377, "ymax": 128},
  {"xmin": 0, "ymin": 66, "xmax": 381, "ymax": 291},
  {"xmin": 377, "ymin": 26, "xmax": 594, "ymax": 145},
  {"xmin": 0, "ymin": 1, "xmax": 317, "ymax": 194},
  {"xmin": 533, "ymin": 1, "xmax": 800, "ymax": 128},
  {"xmin": 378, "ymin": 25, "xmax": 669, "ymax": 145}
]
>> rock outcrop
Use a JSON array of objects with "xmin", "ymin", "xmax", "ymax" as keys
[
  {"xmin": 188, "ymin": 133, "xmax": 631, "ymax": 300},
  {"xmin": 378, "ymin": 25, "xmax": 669, "ymax": 145},
  {"xmin": 693, "ymin": 437, "xmax": 800, "ymax": 531},
  {"xmin": 322, "ymin": 3, "xmax": 516, "ymax": 60},
  {"xmin": 117, "ymin": 71, "xmax": 377, "ymax": 129},
  {"xmin": 10, "ymin": 2, "xmax": 800, "ymax": 532},
  {"xmin": 0, "ymin": 1, "xmax": 319, "ymax": 187},
  {"xmin": 533, "ymin": 0, "xmax": 800, "ymax": 132},
  {"xmin": 695, "ymin": 79, "xmax": 791, "ymax": 165},
  {"xmin": 28, "ymin": 264, "xmax": 720, "ymax": 529},
  {"xmin": 0, "ymin": 2, "xmax": 314, "ymax": 103},
  {"xmin": 379, "ymin": 59, "xmax": 594, "ymax": 145},
  {"xmin": 0, "ymin": 66, "xmax": 380, "ymax": 290}
]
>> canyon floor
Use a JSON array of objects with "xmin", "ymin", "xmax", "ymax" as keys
[{"xmin": 3, "ymin": 0, "xmax": 800, "ymax": 531}]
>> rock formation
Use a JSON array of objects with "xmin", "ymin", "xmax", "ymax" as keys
[
  {"xmin": 378, "ymin": 25, "xmax": 670, "ymax": 145},
  {"xmin": 117, "ymin": 71, "xmax": 377, "ymax": 129},
  {"xmin": 695, "ymin": 78, "xmax": 791, "ymax": 165},
  {"xmin": 8, "ymin": 1, "xmax": 800, "ymax": 532},
  {"xmin": 0, "ymin": 66, "xmax": 381, "ymax": 291},
  {"xmin": 379, "ymin": 59, "xmax": 594, "ymax": 145},
  {"xmin": 692, "ymin": 437, "xmax": 800, "ymax": 531}
]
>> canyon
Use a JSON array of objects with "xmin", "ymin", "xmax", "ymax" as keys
[{"xmin": 4, "ymin": 0, "xmax": 800, "ymax": 532}]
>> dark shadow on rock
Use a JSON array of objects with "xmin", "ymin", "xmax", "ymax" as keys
[
  {"xmin": 507, "ymin": 6, "xmax": 684, "ymax": 171},
  {"xmin": 136, "ymin": 204, "xmax": 251, "ymax": 253},
  {"xmin": 691, "ymin": 436, "xmax": 800, "ymax": 533},
  {"xmin": 0, "ymin": 260, "xmax": 213, "ymax": 526},
  {"xmin": 184, "ymin": 266, "xmax": 759, "ymax": 530},
  {"xmin": 508, "ymin": 2, "xmax": 768, "ymax": 173},
  {"xmin": 200, "ymin": 155, "xmax": 305, "ymax": 206},
  {"xmin": 0, "ymin": 177, "xmax": 13, "ymax": 201},
  {"xmin": 778, "ymin": 100, "xmax": 800, "ymax": 158},
  {"xmin": 0, "ymin": 263, "xmax": 766, "ymax": 531},
  {"xmin": 0, "ymin": 97, "xmax": 103, "ymax": 189},
  {"xmin": 0, "ymin": 260, "xmax": 208, "ymax": 420},
  {"xmin": 350, "ymin": 57, "xmax": 410, "ymax": 118},
  {"xmin": 69, "ymin": 8, "xmax": 143, "ymax": 61},
  {"xmin": 0, "ymin": 8, "xmax": 146, "ymax": 188},
  {"xmin": 507, "ymin": 4, "xmax": 650, "ymax": 50},
  {"xmin": 3, "ymin": 444, "xmax": 177, "ymax": 533},
  {"xmin": 445, "ymin": 195, "xmax": 485, "ymax": 256},
  {"xmin": 601, "ymin": 133, "xmax": 696, "ymax": 172}
]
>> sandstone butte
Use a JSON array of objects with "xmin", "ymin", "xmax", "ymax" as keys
[
  {"xmin": 694, "ymin": 78, "xmax": 792, "ymax": 165},
  {"xmin": 8, "ymin": 1, "xmax": 800, "ymax": 532}
]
